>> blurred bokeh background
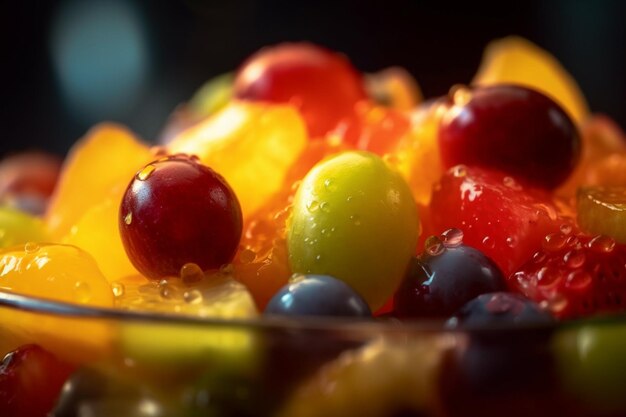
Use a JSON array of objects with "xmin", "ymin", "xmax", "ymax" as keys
[{"xmin": 1, "ymin": 0, "xmax": 625, "ymax": 157}]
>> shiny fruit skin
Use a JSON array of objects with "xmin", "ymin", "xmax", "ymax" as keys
[
  {"xmin": 264, "ymin": 274, "xmax": 371, "ymax": 318},
  {"xmin": 0, "ymin": 344, "xmax": 74, "ymax": 417},
  {"xmin": 288, "ymin": 151, "xmax": 419, "ymax": 311},
  {"xmin": 234, "ymin": 43, "xmax": 367, "ymax": 138},
  {"xmin": 439, "ymin": 85, "xmax": 580, "ymax": 190},
  {"xmin": 394, "ymin": 245, "xmax": 506, "ymax": 319},
  {"xmin": 119, "ymin": 155, "xmax": 242, "ymax": 280}
]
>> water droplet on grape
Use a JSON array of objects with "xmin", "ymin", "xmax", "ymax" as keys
[
  {"xmin": 566, "ymin": 235, "xmax": 579, "ymax": 247},
  {"xmin": 137, "ymin": 165, "xmax": 156, "ymax": 181},
  {"xmin": 320, "ymin": 201, "xmax": 330, "ymax": 212},
  {"xmin": 315, "ymin": 254, "xmax": 322, "ymax": 262},
  {"xmin": 564, "ymin": 249, "xmax": 585, "ymax": 269},
  {"xmin": 424, "ymin": 235, "xmax": 445, "ymax": 256},
  {"xmin": 587, "ymin": 235, "xmax": 615, "ymax": 253},
  {"xmin": 124, "ymin": 212, "xmax": 133, "ymax": 225},
  {"xmin": 441, "ymin": 228, "xmax": 464, "ymax": 247},
  {"xmin": 565, "ymin": 270, "xmax": 592, "ymax": 291},
  {"xmin": 111, "ymin": 282, "xmax": 125, "ymax": 297},
  {"xmin": 482, "ymin": 235, "xmax": 495, "ymax": 249},
  {"xmin": 183, "ymin": 289, "xmax": 203, "ymax": 304},
  {"xmin": 24, "ymin": 242, "xmax": 39, "ymax": 254},
  {"xmin": 537, "ymin": 266, "xmax": 562, "ymax": 289},
  {"xmin": 560, "ymin": 224, "xmax": 573, "ymax": 235},
  {"xmin": 346, "ymin": 196, "xmax": 353, "ymax": 203},
  {"xmin": 307, "ymin": 200, "xmax": 319, "ymax": 212},
  {"xmin": 506, "ymin": 236, "xmax": 518, "ymax": 248},
  {"xmin": 323, "ymin": 178, "xmax": 337, "ymax": 192},
  {"xmin": 543, "ymin": 233, "xmax": 567, "ymax": 252},
  {"xmin": 180, "ymin": 263, "xmax": 205, "ymax": 284},
  {"xmin": 74, "ymin": 281, "xmax": 91, "ymax": 303}
]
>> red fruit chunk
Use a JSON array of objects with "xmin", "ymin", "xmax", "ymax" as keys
[
  {"xmin": 512, "ymin": 234, "xmax": 626, "ymax": 319},
  {"xmin": 439, "ymin": 85, "xmax": 580, "ymax": 189},
  {"xmin": 234, "ymin": 43, "xmax": 367, "ymax": 138},
  {"xmin": 428, "ymin": 165, "xmax": 571, "ymax": 276},
  {"xmin": 120, "ymin": 155, "xmax": 243, "ymax": 280},
  {"xmin": 0, "ymin": 344, "xmax": 74, "ymax": 417}
]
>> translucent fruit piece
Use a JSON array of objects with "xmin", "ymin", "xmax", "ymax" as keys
[
  {"xmin": 45, "ymin": 123, "xmax": 154, "ymax": 239},
  {"xmin": 473, "ymin": 36, "xmax": 589, "ymax": 124},
  {"xmin": 365, "ymin": 67, "xmax": 423, "ymax": 111},
  {"xmin": 62, "ymin": 193, "xmax": 138, "ymax": 282},
  {"xmin": 577, "ymin": 187, "xmax": 626, "ymax": 244},
  {"xmin": 0, "ymin": 244, "xmax": 114, "ymax": 362},
  {"xmin": 0, "ymin": 206, "xmax": 49, "ymax": 249},
  {"xmin": 168, "ymin": 101, "xmax": 307, "ymax": 217},
  {"xmin": 278, "ymin": 337, "xmax": 449, "ymax": 417}
]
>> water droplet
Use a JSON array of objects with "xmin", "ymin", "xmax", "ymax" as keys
[
  {"xmin": 441, "ymin": 228, "xmax": 463, "ymax": 247},
  {"xmin": 537, "ymin": 267, "xmax": 562, "ymax": 289},
  {"xmin": 315, "ymin": 254, "xmax": 322, "ymax": 262},
  {"xmin": 323, "ymin": 178, "xmax": 337, "ymax": 192},
  {"xmin": 482, "ymin": 236, "xmax": 495, "ymax": 249},
  {"xmin": 346, "ymin": 196, "xmax": 353, "ymax": 203},
  {"xmin": 425, "ymin": 235, "xmax": 445, "ymax": 256},
  {"xmin": 124, "ymin": 212, "xmax": 133, "ymax": 225},
  {"xmin": 137, "ymin": 165, "xmax": 156, "ymax": 181},
  {"xmin": 565, "ymin": 270, "xmax": 592, "ymax": 291},
  {"xmin": 451, "ymin": 165, "xmax": 467, "ymax": 178},
  {"xmin": 307, "ymin": 200, "xmax": 319, "ymax": 212},
  {"xmin": 543, "ymin": 233, "xmax": 567, "ymax": 252},
  {"xmin": 160, "ymin": 284, "xmax": 176, "ymax": 299},
  {"xmin": 566, "ymin": 235, "xmax": 579, "ymax": 247},
  {"xmin": 320, "ymin": 201, "xmax": 330, "ymax": 212},
  {"xmin": 74, "ymin": 281, "xmax": 91, "ymax": 303},
  {"xmin": 24, "ymin": 242, "xmax": 39, "ymax": 254},
  {"xmin": 111, "ymin": 282, "xmax": 125, "ymax": 297},
  {"xmin": 350, "ymin": 214, "xmax": 361, "ymax": 226},
  {"xmin": 239, "ymin": 249, "xmax": 256, "ymax": 264},
  {"xmin": 183, "ymin": 289, "xmax": 203, "ymax": 304},
  {"xmin": 506, "ymin": 236, "xmax": 518, "ymax": 248},
  {"xmin": 587, "ymin": 235, "xmax": 615, "ymax": 253},
  {"xmin": 560, "ymin": 224, "xmax": 573, "ymax": 235},
  {"xmin": 535, "ymin": 203, "xmax": 558, "ymax": 221},
  {"xmin": 180, "ymin": 263, "xmax": 204, "ymax": 284},
  {"xmin": 564, "ymin": 249, "xmax": 585, "ymax": 269}
]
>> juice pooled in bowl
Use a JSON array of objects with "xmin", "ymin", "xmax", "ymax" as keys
[{"xmin": 1, "ymin": 38, "xmax": 626, "ymax": 417}]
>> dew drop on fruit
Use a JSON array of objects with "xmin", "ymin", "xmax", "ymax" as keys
[
  {"xmin": 323, "ymin": 178, "xmax": 336, "ymax": 191},
  {"xmin": 540, "ymin": 294, "xmax": 568, "ymax": 314},
  {"xmin": 307, "ymin": 200, "xmax": 319, "ymax": 212},
  {"xmin": 543, "ymin": 233, "xmax": 567, "ymax": 252},
  {"xmin": 74, "ymin": 281, "xmax": 91, "ymax": 303},
  {"xmin": 565, "ymin": 270, "xmax": 592, "ymax": 291},
  {"xmin": 24, "ymin": 242, "xmax": 39, "ymax": 254},
  {"xmin": 451, "ymin": 165, "xmax": 468, "ymax": 178},
  {"xmin": 564, "ymin": 249, "xmax": 586, "ymax": 269},
  {"xmin": 320, "ymin": 201, "xmax": 330, "ymax": 212},
  {"xmin": 183, "ymin": 289, "xmax": 203, "ymax": 304},
  {"xmin": 424, "ymin": 235, "xmax": 445, "ymax": 256},
  {"xmin": 537, "ymin": 266, "xmax": 562, "ymax": 289},
  {"xmin": 180, "ymin": 262, "xmax": 205, "ymax": 284},
  {"xmin": 560, "ymin": 224, "xmax": 573, "ymax": 235},
  {"xmin": 506, "ymin": 236, "xmax": 518, "ymax": 248},
  {"xmin": 441, "ymin": 228, "xmax": 464, "ymax": 247},
  {"xmin": 587, "ymin": 235, "xmax": 616, "ymax": 253},
  {"xmin": 566, "ymin": 235, "xmax": 579, "ymax": 247},
  {"xmin": 111, "ymin": 282, "xmax": 125, "ymax": 297},
  {"xmin": 481, "ymin": 235, "xmax": 495, "ymax": 249},
  {"xmin": 350, "ymin": 214, "xmax": 361, "ymax": 226},
  {"xmin": 124, "ymin": 212, "xmax": 132, "ymax": 225},
  {"xmin": 137, "ymin": 165, "xmax": 156, "ymax": 181}
]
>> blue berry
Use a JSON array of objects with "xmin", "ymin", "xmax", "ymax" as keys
[
  {"xmin": 446, "ymin": 292, "xmax": 555, "ymax": 329},
  {"xmin": 394, "ymin": 245, "xmax": 506, "ymax": 319},
  {"xmin": 264, "ymin": 274, "xmax": 371, "ymax": 318}
]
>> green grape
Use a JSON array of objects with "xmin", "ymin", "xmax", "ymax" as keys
[
  {"xmin": 188, "ymin": 72, "xmax": 234, "ymax": 119},
  {"xmin": 287, "ymin": 151, "xmax": 419, "ymax": 310},
  {"xmin": 0, "ymin": 206, "xmax": 49, "ymax": 249}
]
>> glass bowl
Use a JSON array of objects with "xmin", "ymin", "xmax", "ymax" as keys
[{"xmin": 1, "ymin": 289, "xmax": 625, "ymax": 417}]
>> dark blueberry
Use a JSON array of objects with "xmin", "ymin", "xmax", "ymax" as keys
[
  {"xmin": 264, "ymin": 274, "xmax": 371, "ymax": 318},
  {"xmin": 394, "ymin": 245, "xmax": 506, "ymax": 319}
]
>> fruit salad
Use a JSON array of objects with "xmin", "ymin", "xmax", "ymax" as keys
[{"xmin": 1, "ymin": 37, "xmax": 626, "ymax": 417}]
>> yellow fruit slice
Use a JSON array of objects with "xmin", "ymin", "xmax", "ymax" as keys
[
  {"xmin": 0, "ymin": 244, "xmax": 114, "ymax": 363},
  {"xmin": 473, "ymin": 36, "xmax": 589, "ymax": 125},
  {"xmin": 577, "ymin": 186, "xmax": 626, "ymax": 244},
  {"xmin": 46, "ymin": 123, "xmax": 154, "ymax": 239},
  {"xmin": 168, "ymin": 101, "xmax": 308, "ymax": 217}
]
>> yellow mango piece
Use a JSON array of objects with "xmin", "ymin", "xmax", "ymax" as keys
[
  {"xmin": 169, "ymin": 101, "xmax": 308, "ymax": 217},
  {"xmin": 473, "ymin": 36, "xmax": 589, "ymax": 124},
  {"xmin": 62, "ymin": 190, "xmax": 138, "ymax": 282},
  {"xmin": 0, "ymin": 244, "xmax": 114, "ymax": 362},
  {"xmin": 46, "ymin": 123, "xmax": 154, "ymax": 239}
]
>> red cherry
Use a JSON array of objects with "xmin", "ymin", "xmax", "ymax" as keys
[
  {"xmin": 0, "ymin": 344, "xmax": 74, "ymax": 417},
  {"xmin": 234, "ymin": 43, "xmax": 367, "ymax": 138},
  {"xmin": 427, "ymin": 165, "xmax": 572, "ymax": 276},
  {"xmin": 119, "ymin": 155, "xmax": 243, "ymax": 280},
  {"xmin": 439, "ymin": 85, "xmax": 581, "ymax": 189}
]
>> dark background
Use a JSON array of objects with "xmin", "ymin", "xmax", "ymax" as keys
[{"xmin": 2, "ymin": 0, "xmax": 625, "ymax": 157}]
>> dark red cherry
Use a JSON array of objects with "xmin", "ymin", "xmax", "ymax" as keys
[
  {"xmin": 234, "ymin": 43, "xmax": 367, "ymax": 138},
  {"xmin": 119, "ymin": 155, "xmax": 242, "ymax": 280},
  {"xmin": 438, "ymin": 85, "xmax": 581, "ymax": 189}
]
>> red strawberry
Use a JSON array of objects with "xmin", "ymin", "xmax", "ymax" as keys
[
  {"xmin": 511, "ymin": 233, "xmax": 626, "ymax": 319},
  {"xmin": 0, "ymin": 344, "xmax": 74, "ymax": 417},
  {"xmin": 427, "ymin": 165, "xmax": 573, "ymax": 276}
]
